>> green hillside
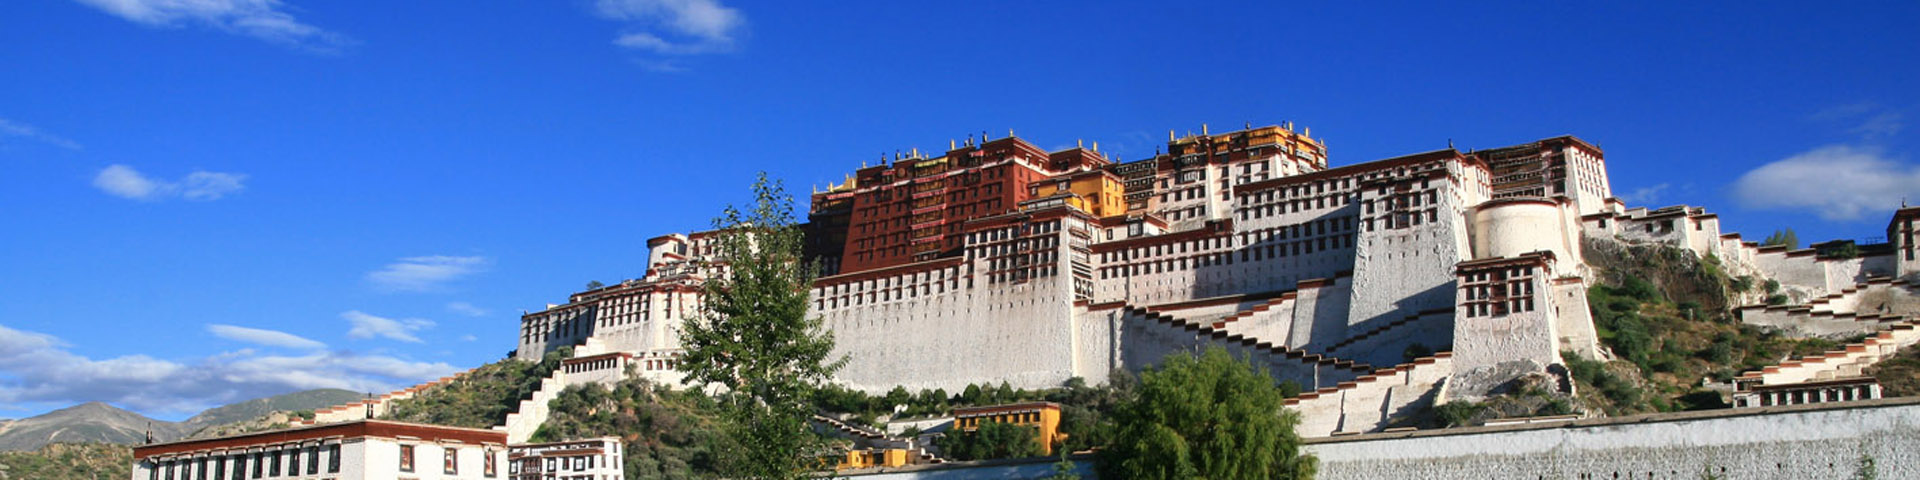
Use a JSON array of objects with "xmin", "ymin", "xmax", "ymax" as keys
[
  {"xmin": 1569, "ymin": 241, "xmax": 1855, "ymax": 416},
  {"xmin": 0, "ymin": 442, "xmax": 131, "ymax": 480},
  {"xmin": 530, "ymin": 378, "xmax": 728, "ymax": 480},
  {"xmin": 383, "ymin": 348, "xmax": 568, "ymax": 428}
]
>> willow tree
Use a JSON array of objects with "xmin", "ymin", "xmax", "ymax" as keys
[
  {"xmin": 678, "ymin": 172, "xmax": 844, "ymax": 480},
  {"xmin": 1099, "ymin": 346, "xmax": 1317, "ymax": 480}
]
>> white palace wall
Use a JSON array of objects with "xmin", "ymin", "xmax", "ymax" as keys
[
  {"xmin": 824, "ymin": 278, "xmax": 1081, "ymax": 392},
  {"xmin": 1449, "ymin": 256, "xmax": 1562, "ymax": 399},
  {"xmin": 1287, "ymin": 277, "xmax": 1353, "ymax": 350},
  {"xmin": 812, "ymin": 213, "xmax": 1098, "ymax": 393},
  {"xmin": 1552, "ymin": 278, "xmax": 1603, "ymax": 357},
  {"xmin": 1348, "ymin": 171, "xmax": 1473, "ymax": 332}
]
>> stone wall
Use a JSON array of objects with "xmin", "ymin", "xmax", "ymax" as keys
[
  {"xmin": 1449, "ymin": 255, "xmax": 1562, "ymax": 399},
  {"xmin": 834, "ymin": 400, "xmax": 1920, "ymax": 480},
  {"xmin": 1110, "ymin": 306, "xmax": 1369, "ymax": 391},
  {"xmin": 1320, "ymin": 309, "xmax": 1451, "ymax": 368},
  {"xmin": 1350, "ymin": 224, "xmax": 1466, "ymax": 327},
  {"xmin": 1739, "ymin": 307, "xmax": 1905, "ymax": 339},
  {"xmin": 823, "ymin": 279, "xmax": 1080, "ymax": 393},
  {"xmin": 1306, "ymin": 398, "xmax": 1920, "ymax": 480},
  {"xmin": 1735, "ymin": 321, "xmax": 1920, "ymax": 387},
  {"xmin": 1288, "ymin": 353, "xmax": 1453, "ymax": 437},
  {"xmin": 1551, "ymin": 278, "xmax": 1602, "ymax": 357},
  {"xmin": 1738, "ymin": 278, "xmax": 1920, "ymax": 339},
  {"xmin": 1754, "ymin": 248, "xmax": 1840, "ymax": 300},
  {"xmin": 1291, "ymin": 276, "xmax": 1354, "ymax": 350}
]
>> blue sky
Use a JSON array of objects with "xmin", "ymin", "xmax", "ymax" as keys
[{"xmin": 2, "ymin": 1, "xmax": 1917, "ymax": 420}]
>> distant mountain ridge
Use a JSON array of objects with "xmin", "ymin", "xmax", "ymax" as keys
[
  {"xmin": 179, "ymin": 389, "xmax": 364, "ymax": 433},
  {"xmin": 0, "ymin": 389, "xmax": 363, "ymax": 452}
]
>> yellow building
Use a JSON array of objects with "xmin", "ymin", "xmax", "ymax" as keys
[
  {"xmin": 951, "ymin": 402, "xmax": 1065, "ymax": 455},
  {"xmin": 824, "ymin": 448, "xmax": 910, "ymax": 470},
  {"xmin": 1027, "ymin": 171, "xmax": 1128, "ymax": 218}
]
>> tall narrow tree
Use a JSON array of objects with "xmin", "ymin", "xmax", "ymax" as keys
[{"xmin": 678, "ymin": 173, "xmax": 844, "ymax": 480}]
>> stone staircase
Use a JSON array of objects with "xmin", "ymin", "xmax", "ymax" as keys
[
  {"xmin": 1739, "ymin": 277, "xmax": 1919, "ymax": 338},
  {"xmin": 1122, "ymin": 305, "xmax": 1372, "ymax": 390},
  {"xmin": 497, "ymin": 367, "xmax": 570, "ymax": 443},
  {"xmin": 495, "ymin": 337, "xmax": 619, "ymax": 443},
  {"xmin": 1285, "ymin": 352, "xmax": 1455, "ymax": 438},
  {"xmin": 1323, "ymin": 308, "xmax": 1453, "ymax": 356},
  {"xmin": 1802, "ymin": 277, "xmax": 1916, "ymax": 313},
  {"xmin": 296, "ymin": 369, "xmax": 474, "ymax": 426},
  {"xmin": 1735, "ymin": 320, "xmax": 1920, "ymax": 390},
  {"xmin": 1208, "ymin": 295, "xmax": 1296, "ymax": 342}
]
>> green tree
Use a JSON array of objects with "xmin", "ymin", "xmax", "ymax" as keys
[
  {"xmin": 586, "ymin": 280, "xmax": 606, "ymax": 289},
  {"xmin": 1763, "ymin": 228, "xmax": 1800, "ymax": 250},
  {"xmin": 939, "ymin": 420, "xmax": 1044, "ymax": 461},
  {"xmin": 1099, "ymin": 346, "xmax": 1316, "ymax": 480},
  {"xmin": 884, "ymin": 386, "xmax": 912, "ymax": 408},
  {"xmin": 677, "ymin": 173, "xmax": 844, "ymax": 480}
]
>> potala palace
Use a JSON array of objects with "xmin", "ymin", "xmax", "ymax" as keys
[
  {"xmin": 300, "ymin": 122, "xmax": 1920, "ymax": 445},
  {"xmin": 489, "ymin": 122, "xmax": 1920, "ymax": 442}
]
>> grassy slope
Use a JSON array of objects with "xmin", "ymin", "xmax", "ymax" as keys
[{"xmin": 382, "ymin": 348, "xmax": 568, "ymax": 429}]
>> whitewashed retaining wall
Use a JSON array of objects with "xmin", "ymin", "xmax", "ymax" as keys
[
  {"xmin": 823, "ymin": 276, "xmax": 1081, "ymax": 393},
  {"xmin": 1306, "ymin": 398, "xmax": 1920, "ymax": 480},
  {"xmin": 834, "ymin": 400, "xmax": 1920, "ymax": 480}
]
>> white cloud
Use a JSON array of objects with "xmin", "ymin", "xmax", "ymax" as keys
[
  {"xmin": 1813, "ymin": 103, "xmax": 1904, "ymax": 139},
  {"xmin": 459, "ymin": 334, "xmax": 478, "ymax": 342},
  {"xmin": 93, "ymin": 165, "xmax": 163, "ymax": 200},
  {"xmin": 181, "ymin": 171, "xmax": 248, "ymax": 200},
  {"xmin": 69, "ymin": 0, "xmax": 349, "ymax": 52},
  {"xmin": 207, "ymin": 324, "xmax": 325, "ymax": 350},
  {"xmin": 1851, "ymin": 112, "xmax": 1904, "ymax": 138},
  {"xmin": 0, "ymin": 117, "xmax": 83, "ymax": 150},
  {"xmin": 1731, "ymin": 145, "xmax": 1920, "ymax": 221},
  {"xmin": 343, "ymin": 310, "xmax": 434, "ymax": 343},
  {"xmin": 92, "ymin": 164, "xmax": 247, "ymax": 201},
  {"xmin": 446, "ymin": 302, "xmax": 487, "ymax": 317},
  {"xmin": 593, "ymin": 0, "xmax": 744, "ymax": 55},
  {"xmin": 0, "ymin": 323, "xmax": 456, "ymax": 416},
  {"xmin": 1618, "ymin": 183, "xmax": 1669, "ymax": 205},
  {"xmin": 366, "ymin": 255, "xmax": 490, "ymax": 292}
]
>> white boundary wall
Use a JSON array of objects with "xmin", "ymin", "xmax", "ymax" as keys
[{"xmin": 1306, "ymin": 398, "xmax": 1920, "ymax": 480}]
